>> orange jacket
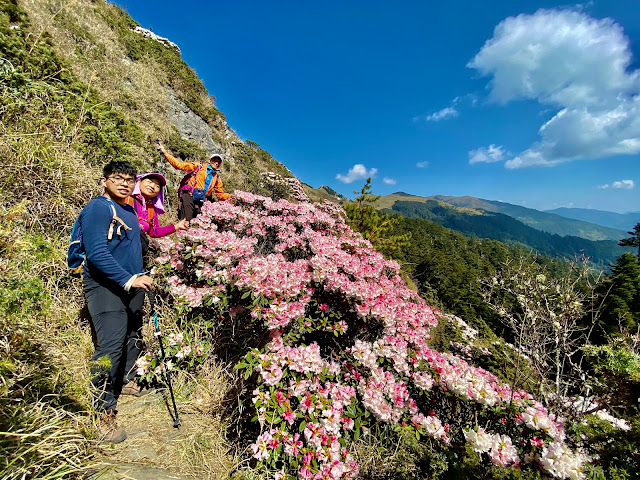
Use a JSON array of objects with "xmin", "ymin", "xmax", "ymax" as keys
[{"xmin": 162, "ymin": 151, "xmax": 231, "ymax": 201}]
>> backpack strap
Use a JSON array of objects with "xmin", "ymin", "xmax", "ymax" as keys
[
  {"xmin": 129, "ymin": 195, "xmax": 153, "ymax": 223},
  {"xmin": 146, "ymin": 203, "xmax": 154, "ymax": 222},
  {"xmin": 104, "ymin": 198, "xmax": 132, "ymax": 240},
  {"xmin": 179, "ymin": 163, "xmax": 203, "ymax": 193}
]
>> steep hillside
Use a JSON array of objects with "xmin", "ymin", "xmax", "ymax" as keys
[
  {"xmin": 10, "ymin": 0, "xmax": 293, "ymax": 197},
  {"xmin": 547, "ymin": 207, "xmax": 640, "ymax": 231},
  {"xmin": 0, "ymin": 0, "xmax": 297, "ymax": 476},
  {"xmin": 377, "ymin": 193, "xmax": 627, "ymax": 241}
]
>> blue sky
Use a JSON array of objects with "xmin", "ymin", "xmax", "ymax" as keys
[{"xmin": 116, "ymin": 1, "xmax": 640, "ymax": 213}]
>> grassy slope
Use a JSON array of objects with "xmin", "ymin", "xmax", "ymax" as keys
[
  {"xmin": 0, "ymin": 0, "xmax": 250, "ymax": 476},
  {"xmin": 303, "ymin": 184, "xmax": 348, "ymax": 203}
]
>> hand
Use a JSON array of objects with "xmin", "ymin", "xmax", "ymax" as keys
[
  {"xmin": 174, "ymin": 219, "xmax": 189, "ymax": 231},
  {"xmin": 132, "ymin": 274, "xmax": 153, "ymax": 291},
  {"xmin": 156, "ymin": 141, "xmax": 165, "ymax": 153}
]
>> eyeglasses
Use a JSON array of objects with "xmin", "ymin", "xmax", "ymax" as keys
[{"xmin": 107, "ymin": 175, "xmax": 136, "ymax": 186}]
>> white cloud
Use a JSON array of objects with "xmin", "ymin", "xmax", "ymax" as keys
[
  {"xmin": 468, "ymin": 9, "xmax": 640, "ymax": 168},
  {"xmin": 335, "ymin": 164, "xmax": 378, "ymax": 184},
  {"xmin": 416, "ymin": 161, "xmax": 429, "ymax": 168},
  {"xmin": 426, "ymin": 106, "xmax": 459, "ymax": 122},
  {"xmin": 597, "ymin": 179, "xmax": 635, "ymax": 189},
  {"xmin": 613, "ymin": 180, "xmax": 635, "ymax": 189},
  {"xmin": 469, "ymin": 144, "xmax": 506, "ymax": 164},
  {"xmin": 383, "ymin": 177, "xmax": 397, "ymax": 185}
]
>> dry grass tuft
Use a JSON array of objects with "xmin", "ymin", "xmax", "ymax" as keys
[
  {"xmin": 1, "ymin": 401, "xmax": 94, "ymax": 480},
  {"xmin": 350, "ymin": 427, "xmax": 421, "ymax": 479}
]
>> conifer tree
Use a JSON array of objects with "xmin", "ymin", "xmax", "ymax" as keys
[
  {"xmin": 598, "ymin": 252, "xmax": 640, "ymax": 336},
  {"xmin": 619, "ymin": 222, "xmax": 640, "ymax": 260},
  {"xmin": 343, "ymin": 178, "xmax": 410, "ymax": 254}
]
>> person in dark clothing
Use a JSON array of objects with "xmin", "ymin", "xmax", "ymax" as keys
[{"xmin": 79, "ymin": 161, "xmax": 153, "ymax": 443}]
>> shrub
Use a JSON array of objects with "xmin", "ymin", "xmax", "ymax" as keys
[{"xmin": 152, "ymin": 192, "xmax": 587, "ymax": 479}]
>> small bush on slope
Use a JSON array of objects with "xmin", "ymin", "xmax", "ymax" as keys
[{"xmin": 147, "ymin": 192, "xmax": 587, "ymax": 480}]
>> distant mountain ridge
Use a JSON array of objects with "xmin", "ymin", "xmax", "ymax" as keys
[
  {"xmin": 546, "ymin": 207, "xmax": 640, "ymax": 232},
  {"xmin": 386, "ymin": 200, "xmax": 631, "ymax": 268},
  {"xmin": 303, "ymin": 184, "xmax": 347, "ymax": 203},
  {"xmin": 376, "ymin": 193, "xmax": 627, "ymax": 241}
]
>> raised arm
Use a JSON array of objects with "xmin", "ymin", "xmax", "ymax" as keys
[{"xmin": 156, "ymin": 141, "xmax": 199, "ymax": 172}]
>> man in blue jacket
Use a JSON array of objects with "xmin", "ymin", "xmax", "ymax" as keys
[{"xmin": 80, "ymin": 161, "xmax": 153, "ymax": 443}]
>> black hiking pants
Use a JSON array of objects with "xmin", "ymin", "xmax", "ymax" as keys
[
  {"xmin": 84, "ymin": 276, "xmax": 145, "ymax": 412},
  {"xmin": 178, "ymin": 192, "xmax": 204, "ymax": 221}
]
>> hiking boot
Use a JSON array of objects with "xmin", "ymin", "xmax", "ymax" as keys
[
  {"xmin": 97, "ymin": 410, "xmax": 127, "ymax": 444},
  {"xmin": 121, "ymin": 380, "xmax": 153, "ymax": 397}
]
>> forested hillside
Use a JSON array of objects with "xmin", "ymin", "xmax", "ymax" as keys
[
  {"xmin": 388, "ymin": 200, "xmax": 631, "ymax": 268},
  {"xmin": 376, "ymin": 193, "xmax": 628, "ymax": 241},
  {"xmin": 383, "ymin": 215, "xmax": 563, "ymax": 333},
  {"xmin": 1, "ymin": 1, "xmax": 639, "ymax": 480},
  {"xmin": 428, "ymin": 195, "xmax": 629, "ymax": 240}
]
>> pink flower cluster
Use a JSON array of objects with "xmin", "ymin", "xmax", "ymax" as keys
[
  {"xmin": 155, "ymin": 191, "xmax": 585, "ymax": 480},
  {"xmin": 250, "ymin": 426, "xmax": 359, "ymax": 480}
]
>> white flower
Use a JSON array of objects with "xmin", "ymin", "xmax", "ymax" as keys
[
  {"xmin": 594, "ymin": 410, "xmax": 631, "ymax": 431},
  {"xmin": 540, "ymin": 442, "xmax": 586, "ymax": 480},
  {"xmin": 464, "ymin": 427, "xmax": 493, "ymax": 453}
]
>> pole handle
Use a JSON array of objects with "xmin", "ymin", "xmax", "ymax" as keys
[{"xmin": 147, "ymin": 289, "xmax": 156, "ymax": 310}]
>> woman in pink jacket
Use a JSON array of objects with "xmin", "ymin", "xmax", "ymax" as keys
[{"xmin": 126, "ymin": 172, "xmax": 188, "ymax": 257}]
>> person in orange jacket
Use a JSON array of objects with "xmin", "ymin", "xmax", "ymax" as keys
[{"xmin": 156, "ymin": 141, "xmax": 233, "ymax": 221}]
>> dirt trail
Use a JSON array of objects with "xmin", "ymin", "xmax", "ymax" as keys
[{"xmin": 90, "ymin": 390, "xmax": 231, "ymax": 480}]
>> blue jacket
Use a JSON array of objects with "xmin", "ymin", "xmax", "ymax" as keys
[{"xmin": 80, "ymin": 196, "xmax": 143, "ymax": 288}]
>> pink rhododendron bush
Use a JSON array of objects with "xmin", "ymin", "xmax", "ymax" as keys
[{"xmin": 151, "ymin": 191, "xmax": 587, "ymax": 480}]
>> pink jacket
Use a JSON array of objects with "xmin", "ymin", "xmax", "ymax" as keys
[{"xmin": 126, "ymin": 193, "xmax": 176, "ymax": 238}]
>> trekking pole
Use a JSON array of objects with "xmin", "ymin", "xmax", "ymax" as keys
[
  {"xmin": 147, "ymin": 289, "xmax": 182, "ymax": 428},
  {"xmin": 156, "ymin": 139, "xmax": 164, "ymax": 162}
]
